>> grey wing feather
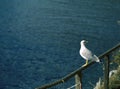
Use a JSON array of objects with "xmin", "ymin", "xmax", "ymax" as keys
[
  {"xmin": 83, "ymin": 48, "xmax": 100, "ymax": 62},
  {"xmin": 93, "ymin": 55, "xmax": 100, "ymax": 62},
  {"xmin": 82, "ymin": 48, "xmax": 93, "ymax": 59}
]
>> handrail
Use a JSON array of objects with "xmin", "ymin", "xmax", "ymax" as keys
[{"xmin": 35, "ymin": 43, "xmax": 120, "ymax": 89}]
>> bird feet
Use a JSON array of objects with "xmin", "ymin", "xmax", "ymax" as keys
[
  {"xmin": 82, "ymin": 60, "xmax": 88, "ymax": 67},
  {"xmin": 82, "ymin": 63, "xmax": 88, "ymax": 67}
]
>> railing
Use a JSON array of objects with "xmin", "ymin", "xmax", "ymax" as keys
[{"xmin": 35, "ymin": 43, "xmax": 120, "ymax": 89}]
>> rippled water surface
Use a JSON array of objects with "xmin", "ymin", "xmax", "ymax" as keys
[{"xmin": 0, "ymin": 0, "xmax": 120, "ymax": 89}]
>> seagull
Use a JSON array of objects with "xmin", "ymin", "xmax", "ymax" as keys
[{"xmin": 79, "ymin": 40, "xmax": 100, "ymax": 67}]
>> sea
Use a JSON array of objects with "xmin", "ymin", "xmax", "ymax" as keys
[{"xmin": 0, "ymin": 0, "xmax": 120, "ymax": 89}]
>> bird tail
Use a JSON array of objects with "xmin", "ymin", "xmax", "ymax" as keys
[{"xmin": 93, "ymin": 55, "xmax": 100, "ymax": 62}]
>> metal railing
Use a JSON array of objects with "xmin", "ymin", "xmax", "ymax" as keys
[{"xmin": 35, "ymin": 43, "xmax": 120, "ymax": 89}]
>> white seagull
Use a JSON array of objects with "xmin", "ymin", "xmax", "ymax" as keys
[{"xmin": 79, "ymin": 40, "xmax": 100, "ymax": 67}]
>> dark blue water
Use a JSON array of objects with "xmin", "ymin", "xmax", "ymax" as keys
[{"xmin": 0, "ymin": 0, "xmax": 120, "ymax": 89}]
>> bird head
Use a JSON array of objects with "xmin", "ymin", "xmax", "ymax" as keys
[{"xmin": 80, "ymin": 40, "xmax": 88, "ymax": 45}]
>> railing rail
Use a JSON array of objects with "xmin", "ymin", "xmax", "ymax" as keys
[{"xmin": 35, "ymin": 43, "xmax": 120, "ymax": 89}]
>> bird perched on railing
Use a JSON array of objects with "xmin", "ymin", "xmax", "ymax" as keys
[{"xmin": 80, "ymin": 40, "xmax": 100, "ymax": 67}]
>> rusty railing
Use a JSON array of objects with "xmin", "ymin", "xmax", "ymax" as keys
[{"xmin": 35, "ymin": 43, "xmax": 120, "ymax": 89}]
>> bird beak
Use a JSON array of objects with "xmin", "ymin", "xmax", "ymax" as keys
[{"xmin": 85, "ymin": 41, "xmax": 88, "ymax": 43}]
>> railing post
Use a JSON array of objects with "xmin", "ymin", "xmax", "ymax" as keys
[
  {"xmin": 75, "ymin": 72, "xmax": 82, "ymax": 89},
  {"xmin": 104, "ymin": 55, "xmax": 110, "ymax": 89}
]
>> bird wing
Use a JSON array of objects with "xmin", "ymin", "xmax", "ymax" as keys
[
  {"xmin": 92, "ymin": 55, "xmax": 100, "ymax": 62},
  {"xmin": 81, "ymin": 48, "xmax": 93, "ymax": 60},
  {"xmin": 81, "ymin": 48, "xmax": 100, "ymax": 62}
]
